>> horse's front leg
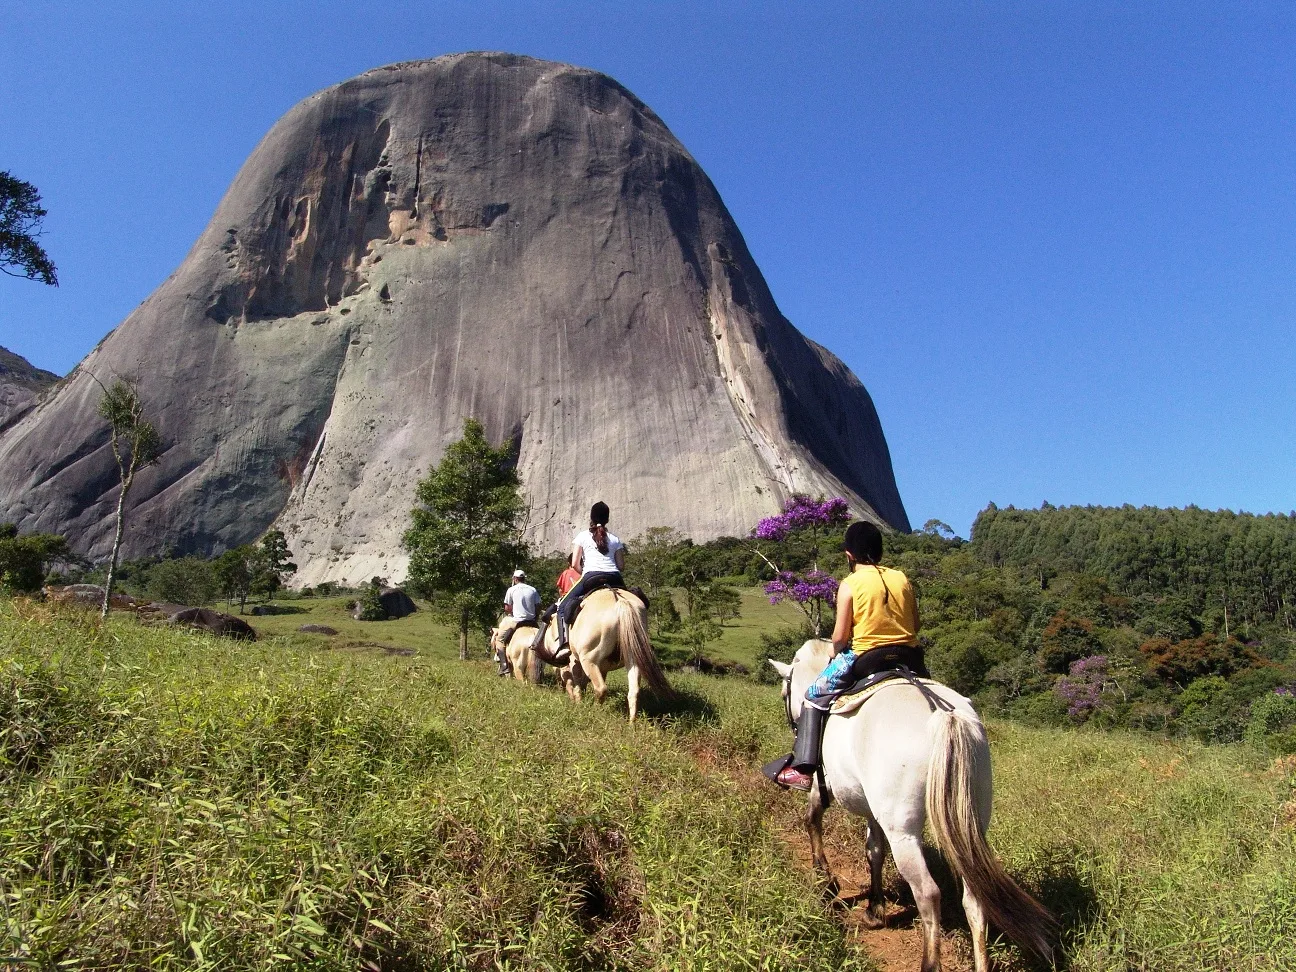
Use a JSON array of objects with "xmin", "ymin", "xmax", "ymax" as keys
[
  {"xmin": 862, "ymin": 815, "xmax": 888, "ymax": 928},
  {"xmin": 806, "ymin": 775, "xmax": 837, "ymax": 896}
]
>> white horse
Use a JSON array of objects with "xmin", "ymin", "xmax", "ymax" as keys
[{"xmin": 770, "ymin": 639, "xmax": 1056, "ymax": 972}]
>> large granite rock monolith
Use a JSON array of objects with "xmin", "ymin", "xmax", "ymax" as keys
[{"xmin": 0, "ymin": 53, "xmax": 909, "ymax": 584}]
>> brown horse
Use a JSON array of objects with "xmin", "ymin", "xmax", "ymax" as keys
[
  {"xmin": 490, "ymin": 616, "xmax": 541, "ymax": 684},
  {"xmin": 540, "ymin": 588, "xmax": 671, "ymax": 721}
]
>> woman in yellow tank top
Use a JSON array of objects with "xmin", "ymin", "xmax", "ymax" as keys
[{"xmin": 775, "ymin": 520, "xmax": 929, "ymax": 791}]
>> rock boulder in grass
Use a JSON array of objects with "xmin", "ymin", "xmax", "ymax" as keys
[
  {"xmin": 169, "ymin": 607, "xmax": 257, "ymax": 641},
  {"xmin": 298, "ymin": 623, "xmax": 339, "ymax": 635},
  {"xmin": 378, "ymin": 587, "xmax": 417, "ymax": 619},
  {"xmin": 0, "ymin": 53, "xmax": 909, "ymax": 585}
]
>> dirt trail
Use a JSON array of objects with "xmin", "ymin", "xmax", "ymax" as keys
[
  {"xmin": 781, "ymin": 825, "xmax": 974, "ymax": 972},
  {"xmin": 689, "ymin": 741, "xmax": 972, "ymax": 972}
]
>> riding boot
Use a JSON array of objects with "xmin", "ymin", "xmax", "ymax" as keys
[
  {"xmin": 495, "ymin": 645, "xmax": 512, "ymax": 677},
  {"xmin": 791, "ymin": 703, "xmax": 830, "ymax": 774},
  {"xmin": 555, "ymin": 613, "xmax": 571, "ymax": 661}
]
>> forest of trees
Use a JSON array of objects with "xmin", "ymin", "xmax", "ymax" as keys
[{"xmin": 663, "ymin": 502, "xmax": 1296, "ymax": 751}]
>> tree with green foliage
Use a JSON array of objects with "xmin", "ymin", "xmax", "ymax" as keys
[
  {"xmin": 250, "ymin": 529, "xmax": 297, "ymax": 600},
  {"xmin": 213, "ymin": 545, "xmax": 255, "ymax": 612},
  {"xmin": 403, "ymin": 419, "xmax": 526, "ymax": 660},
  {"xmin": 146, "ymin": 556, "xmax": 217, "ymax": 607},
  {"xmin": 96, "ymin": 378, "xmax": 161, "ymax": 618},
  {"xmin": 1, "ymin": 171, "xmax": 57, "ymax": 285},
  {"xmin": 0, "ymin": 524, "xmax": 71, "ymax": 593}
]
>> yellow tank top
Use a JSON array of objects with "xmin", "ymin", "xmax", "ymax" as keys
[{"xmin": 843, "ymin": 565, "xmax": 919, "ymax": 651}]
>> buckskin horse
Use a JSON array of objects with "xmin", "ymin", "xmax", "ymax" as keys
[
  {"xmin": 490, "ymin": 617, "xmax": 541, "ymax": 684},
  {"xmin": 538, "ymin": 587, "xmax": 671, "ymax": 722},
  {"xmin": 770, "ymin": 639, "xmax": 1056, "ymax": 972}
]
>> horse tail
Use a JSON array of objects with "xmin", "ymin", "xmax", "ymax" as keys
[
  {"xmin": 926, "ymin": 708, "xmax": 1058, "ymax": 965},
  {"xmin": 616, "ymin": 596, "xmax": 672, "ymax": 698}
]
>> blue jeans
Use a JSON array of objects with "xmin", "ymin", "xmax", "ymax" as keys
[{"xmin": 805, "ymin": 650, "xmax": 859, "ymax": 706}]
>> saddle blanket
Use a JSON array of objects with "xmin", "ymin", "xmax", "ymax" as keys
[{"xmin": 830, "ymin": 676, "xmax": 942, "ymax": 716}]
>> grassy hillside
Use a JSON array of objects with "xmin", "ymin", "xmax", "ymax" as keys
[
  {"xmin": 0, "ymin": 600, "xmax": 863, "ymax": 971},
  {"xmin": 3, "ymin": 600, "xmax": 1294, "ymax": 970}
]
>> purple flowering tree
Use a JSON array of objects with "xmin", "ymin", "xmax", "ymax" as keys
[
  {"xmin": 1055, "ymin": 654, "xmax": 1132, "ymax": 721},
  {"xmin": 752, "ymin": 495, "xmax": 851, "ymax": 636}
]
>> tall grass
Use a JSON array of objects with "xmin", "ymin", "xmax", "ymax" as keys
[
  {"xmin": 4, "ymin": 600, "xmax": 1295, "ymax": 970},
  {"xmin": 0, "ymin": 602, "xmax": 865, "ymax": 970}
]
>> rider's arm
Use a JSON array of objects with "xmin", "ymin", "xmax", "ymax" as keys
[
  {"xmin": 613, "ymin": 545, "xmax": 625, "ymax": 571},
  {"xmin": 570, "ymin": 542, "xmax": 583, "ymax": 572},
  {"xmin": 831, "ymin": 579, "xmax": 853, "ymax": 655}
]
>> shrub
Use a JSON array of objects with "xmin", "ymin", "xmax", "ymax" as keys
[
  {"xmin": 1245, "ymin": 689, "xmax": 1296, "ymax": 753},
  {"xmin": 146, "ymin": 556, "xmax": 217, "ymax": 606},
  {"xmin": 355, "ymin": 579, "xmax": 388, "ymax": 621},
  {"xmin": 751, "ymin": 623, "xmax": 813, "ymax": 684}
]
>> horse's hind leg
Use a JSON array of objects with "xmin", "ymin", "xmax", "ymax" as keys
[
  {"xmin": 961, "ymin": 879, "xmax": 989, "ymax": 972},
  {"xmin": 889, "ymin": 833, "xmax": 942, "ymax": 972},
  {"xmin": 626, "ymin": 665, "xmax": 640, "ymax": 722},
  {"xmin": 862, "ymin": 816, "xmax": 889, "ymax": 928},
  {"xmin": 585, "ymin": 662, "xmax": 608, "ymax": 703}
]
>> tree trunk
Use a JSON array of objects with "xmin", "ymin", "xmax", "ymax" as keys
[
  {"xmin": 101, "ymin": 478, "xmax": 130, "ymax": 619},
  {"xmin": 459, "ymin": 611, "xmax": 469, "ymax": 661}
]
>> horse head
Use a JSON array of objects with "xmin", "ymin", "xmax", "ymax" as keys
[{"xmin": 768, "ymin": 639, "xmax": 833, "ymax": 720}]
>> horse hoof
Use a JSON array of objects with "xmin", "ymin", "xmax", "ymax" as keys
[{"xmin": 858, "ymin": 904, "xmax": 886, "ymax": 929}]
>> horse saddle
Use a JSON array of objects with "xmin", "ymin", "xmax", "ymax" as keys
[{"xmin": 828, "ymin": 669, "xmax": 942, "ymax": 716}]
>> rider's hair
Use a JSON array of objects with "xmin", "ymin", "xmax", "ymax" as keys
[
  {"xmin": 843, "ymin": 520, "xmax": 892, "ymax": 604},
  {"xmin": 843, "ymin": 521, "xmax": 883, "ymax": 564},
  {"xmin": 590, "ymin": 502, "xmax": 611, "ymax": 555}
]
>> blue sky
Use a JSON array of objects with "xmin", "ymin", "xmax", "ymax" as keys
[{"xmin": 2, "ymin": 1, "xmax": 1293, "ymax": 537}]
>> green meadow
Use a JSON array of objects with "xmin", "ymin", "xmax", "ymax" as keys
[{"xmin": 2, "ymin": 600, "xmax": 1294, "ymax": 970}]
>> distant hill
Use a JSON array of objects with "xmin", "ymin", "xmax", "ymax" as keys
[
  {"xmin": 972, "ymin": 503, "xmax": 1296, "ymax": 630},
  {"xmin": 0, "ymin": 346, "xmax": 58, "ymax": 431}
]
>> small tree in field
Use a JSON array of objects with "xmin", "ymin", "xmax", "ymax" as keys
[
  {"xmin": 213, "ymin": 545, "xmax": 254, "ymax": 612},
  {"xmin": 752, "ymin": 495, "xmax": 851, "ymax": 636},
  {"xmin": 97, "ymin": 378, "xmax": 161, "ymax": 618},
  {"xmin": 250, "ymin": 529, "xmax": 297, "ymax": 600},
  {"xmin": 402, "ymin": 420, "xmax": 527, "ymax": 660}
]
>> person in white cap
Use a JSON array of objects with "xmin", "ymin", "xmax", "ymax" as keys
[{"xmin": 496, "ymin": 569, "xmax": 539, "ymax": 675}]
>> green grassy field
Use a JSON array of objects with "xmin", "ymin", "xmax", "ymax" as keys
[
  {"xmin": 4, "ymin": 599, "xmax": 1294, "ymax": 970},
  {"xmin": 238, "ymin": 586, "xmax": 806, "ymax": 671}
]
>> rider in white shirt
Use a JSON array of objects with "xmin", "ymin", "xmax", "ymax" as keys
[
  {"xmin": 496, "ymin": 569, "xmax": 539, "ymax": 675},
  {"xmin": 534, "ymin": 501, "xmax": 626, "ymax": 657}
]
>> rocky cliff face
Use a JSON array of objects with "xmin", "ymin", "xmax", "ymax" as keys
[
  {"xmin": 0, "ymin": 346, "xmax": 58, "ymax": 432},
  {"xmin": 0, "ymin": 53, "xmax": 908, "ymax": 584}
]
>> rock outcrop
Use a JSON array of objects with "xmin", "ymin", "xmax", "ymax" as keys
[
  {"xmin": 0, "ymin": 346, "xmax": 58, "ymax": 431},
  {"xmin": 0, "ymin": 53, "xmax": 909, "ymax": 584}
]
